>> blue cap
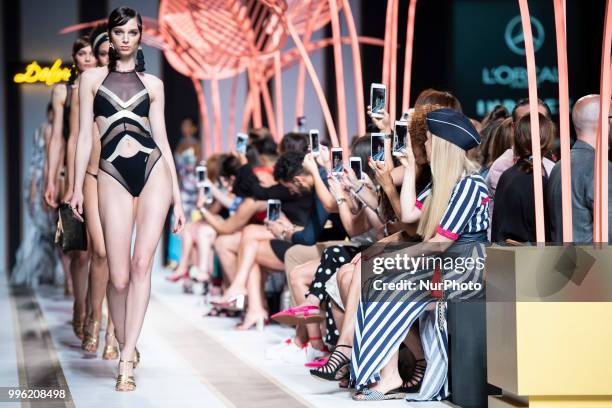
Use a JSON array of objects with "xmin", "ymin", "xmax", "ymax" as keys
[{"xmin": 426, "ymin": 108, "xmax": 481, "ymax": 151}]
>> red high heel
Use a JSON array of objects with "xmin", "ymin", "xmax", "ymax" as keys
[{"xmin": 165, "ymin": 269, "xmax": 189, "ymax": 282}]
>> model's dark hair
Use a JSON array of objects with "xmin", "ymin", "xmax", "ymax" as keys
[
  {"xmin": 89, "ymin": 24, "xmax": 109, "ymax": 59},
  {"xmin": 68, "ymin": 36, "xmax": 90, "ymax": 84},
  {"xmin": 274, "ymin": 151, "xmax": 306, "ymax": 182},
  {"xmin": 107, "ymin": 7, "xmax": 144, "ymax": 72},
  {"xmin": 279, "ymin": 132, "xmax": 309, "ymax": 154}
]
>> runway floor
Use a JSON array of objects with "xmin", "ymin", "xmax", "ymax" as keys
[{"xmin": 1, "ymin": 268, "xmax": 449, "ymax": 408}]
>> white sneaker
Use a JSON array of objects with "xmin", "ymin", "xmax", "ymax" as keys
[
  {"xmin": 265, "ymin": 338, "xmax": 295, "ymax": 360},
  {"xmin": 281, "ymin": 342, "xmax": 328, "ymax": 365}
]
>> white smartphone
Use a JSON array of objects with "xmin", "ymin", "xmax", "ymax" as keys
[
  {"xmin": 235, "ymin": 132, "xmax": 248, "ymax": 154},
  {"xmin": 349, "ymin": 156, "xmax": 363, "ymax": 180},
  {"xmin": 393, "ymin": 120, "xmax": 408, "ymax": 155},
  {"xmin": 196, "ymin": 164, "xmax": 207, "ymax": 188},
  {"xmin": 203, "ymin": 184, "xmax": 213, "ymax": 205},
  {"xmin": 330, "ymin": 147, "xmax": 344, "ymax": 175},
  {"xmin": 370, "ymin": 132, "xmax": 386, "ymax": 162},
  {"xmin": 267, "ymin": 199, "xmax": 281, "ymax": 222},
  {"xmin": 370, "ymin": 83, "xmax": 387, "ymax": 118},
  {"xmin": 309, "ymin": 129, "xmax": 320, "ymax": 156}
]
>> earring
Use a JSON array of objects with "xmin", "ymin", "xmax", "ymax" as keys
[{"xmin": 136, "ymin": 46, "xmax": 146, "ymax": 72}]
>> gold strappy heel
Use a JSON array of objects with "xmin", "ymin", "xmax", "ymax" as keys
[
  {"xmin": 115, "ymin": 360, "xmax": 136, "ymax": 392},
  {"xmin": 102, "ymin": 332, "xmax": 119, "ymax": 360},
  {"xmin": 117, "ymin": 343, "xmax": 140, "ymax": 368},
  {"xmin": 73, "ymin": 314, "xmax": 85, "ymax": 340},
  {"xmin": 82, "ymin": 321, "xmax": 101, "ymax": 352},
  {"xmin": 133, "ymin": 348, "xmax": 140, "ymax": 368}
]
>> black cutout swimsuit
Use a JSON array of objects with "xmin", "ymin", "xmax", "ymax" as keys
[{"xmin": 93, "ymin": 70, "xmax": 162, "ymax": 197}]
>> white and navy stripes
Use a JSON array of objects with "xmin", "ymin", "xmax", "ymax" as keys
[{"xmin": 414, "ymin": 174, "xmax": 490, "ymax": 240}]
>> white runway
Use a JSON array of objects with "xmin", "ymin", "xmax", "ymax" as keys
[{"xmin": 1, "ymin": 268, "xmax": 449, "ymax": 408}]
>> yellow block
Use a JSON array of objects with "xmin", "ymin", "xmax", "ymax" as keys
[{"xmin": 528, "ymin": 396, "xmax": 612, "ymax": 407}]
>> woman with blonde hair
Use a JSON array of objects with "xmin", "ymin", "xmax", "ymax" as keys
[{"xmin": 350, "ymin": 109, "xmax": 490, "ymax": 401}]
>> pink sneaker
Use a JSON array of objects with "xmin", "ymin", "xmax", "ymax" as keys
[
  {"xmin": 305, "ymin": 356, "xmax": 328, "ymax": 368},
  {"xmin": 271, "ymin": 305, "xmax": 324, "ymax": 326}
]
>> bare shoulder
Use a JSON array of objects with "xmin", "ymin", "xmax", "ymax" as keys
[
  {"xmin": 80, "ymin": 67, "xmax": 108, "ymax": 89},
  {"xmin": 140, "ymin": 73, "xmax": 164, "ymax": 95}
]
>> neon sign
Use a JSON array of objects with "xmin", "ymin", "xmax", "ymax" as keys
[{"xmin": 13, "ymin": 59, "xmax": 71, "ymax": 85}]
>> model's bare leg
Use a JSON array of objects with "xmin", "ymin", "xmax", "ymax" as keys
[
  {"xmin": 70, "ymin": 249, "xmax": 90, "ymax": 338},
  {"xmin": 98, "ymin": 172, "xmax": 134, "ymax": 349},
  {"xmin": 82, "ymin": 174, "xmax": 110, "ymax": 351},
  {"xmin": 59, "ymin": 251, "xmax": 73, "ymax": 296},
  {"xmin": 122, "ymin": 161, "xmax": 172, "ymax": 367}
]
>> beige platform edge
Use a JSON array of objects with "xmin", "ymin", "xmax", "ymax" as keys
[{"xmin": 486, "ymin": 246, "xmax": 612, "ymax": 408}]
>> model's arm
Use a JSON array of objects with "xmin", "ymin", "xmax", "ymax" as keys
[
  {"xmin": 68, "ymin": 72, "xmax": 95, "ymax": 220},
  {"xmin": 44, "ymin": 84, "xmax": 67, "ymax": 208},
  {"xmin": 147, "ymin": 75, "xmax": 185, "ymax": 234},
  {"xmin": 42, "ymin": 122, "xmax": 52, "ymax": 188},
  {"xmin": 64, "ymin": 82, "xmax": 80, "ymax": 202}
]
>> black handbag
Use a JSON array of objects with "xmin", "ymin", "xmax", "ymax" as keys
[{"xmin": 55, "ymin": 203, "xmax": 87, "ymax": 252}]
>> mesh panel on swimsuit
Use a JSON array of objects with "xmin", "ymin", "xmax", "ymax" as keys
[{"xmin": 93, "ymin": 70, "xmax": 161, "ymax": 197}]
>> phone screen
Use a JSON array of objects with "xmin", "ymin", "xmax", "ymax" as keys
[
  {"xmin": 371, "ymin": 86, "xmax": 386, "ymax": 116},
  {"xmin": 394, "ymin": 122, "xmax": 408, "ymax": 152},
  {"xmin": 196, "ymin": 166, "xmax": 206, "ymax": 183},
  {"xmin": 203, "ymin": 185, "xmax": 213, "ymax": 204},
  {"xmin": 310, "ymin": 131, "xmax": 320, "ymax": 154},
  {"xmin": 331, "ymin": 149, "xmax": 343, "ymax": 174},
  {"xmin": 267, "ymin": 200, "xmax": 281, "ymax": 221},
  {"xmin": 371, "ymin": 133, "xmax": 385, "ymax": 162},
  {"xmin": 236, "ymin": 133, "xmax": 248, "ymax": 154},
  {"xmin": 350, "ymin": 158, "xmax": 362, "ymax": 180}
]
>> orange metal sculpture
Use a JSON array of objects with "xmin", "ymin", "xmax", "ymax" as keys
[
  {"xmin": 518, "ymin": 0, "xmax": 546, "ymax": 243},
  {"xmin": 594, "ymin": 0, "xmax": 611, "ymax": 243},
  {"xmin": 553, "ymin": 0, "xmax": 572, "ymax": 243}
]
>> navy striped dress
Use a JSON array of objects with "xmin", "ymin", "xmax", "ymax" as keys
[{"xmin": 350, "ymin": 173, "xmax": 490, "ymax": 401}]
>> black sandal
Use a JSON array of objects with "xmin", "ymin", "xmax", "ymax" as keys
[
  {"xmin": 310, "ymin": 344, "xmax": 351, "ymax": 381},
  {"xmin": 403, "ymin": 358, "xmax": 427, "ymax": 393}
]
